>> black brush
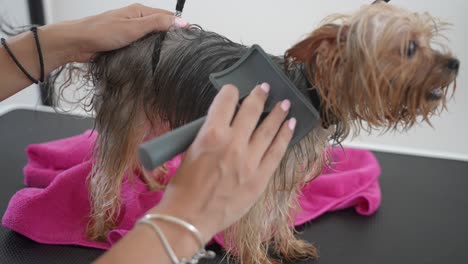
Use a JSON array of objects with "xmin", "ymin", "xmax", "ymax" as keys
[{"xmin": 138, "ymin": 45, "xmax": 321, "ymax": 171}]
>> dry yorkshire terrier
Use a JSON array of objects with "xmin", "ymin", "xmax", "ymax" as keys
[{"xmin": 49, "ymin": 2, "xmax": 459, "ymax": 263}]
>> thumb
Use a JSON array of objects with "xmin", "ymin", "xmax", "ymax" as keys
[{"xmin": 136, "ymin": 14, "xmax": 189, "ymax": 35}]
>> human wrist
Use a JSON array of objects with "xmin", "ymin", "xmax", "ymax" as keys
[
  {"xmin": 134, "ymin": 219, "xmax": 200, "ymax": 259},
  {"xmin": 147, "ymin": 205, "xmax": 217, "ymax": 245},
  {"xmin": 38, "ymin": 23, "xmax": 81, "ymax": 68},
  {"xmin": 1, "ymin": 26, "xmax": 63, "ymax": 86}
]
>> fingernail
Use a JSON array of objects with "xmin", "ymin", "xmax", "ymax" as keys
[
  {"xmin": 260, "ymin": 83, "xmax": 270, "ymax": 93},
  {"xmin": 281, "ymin": 100, "xmax": 291, "ymax": 111},
  {"xmin": 288, "ymin": 118, "xmax": 297, "ymax": 131},
  {"xmin": 174, "ymin": 17, "xmax": 189, "ymax": 27}
]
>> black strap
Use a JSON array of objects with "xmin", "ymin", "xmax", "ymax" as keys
[
  {"xmin": 372, "ymin": 0, "xmax": 390, "ymax": 3},
  {"xmin": 1, "ymin": 27, "xmax": 44, "ymax": 84},
  {"xmin": 175, "ymin": 0, "xmax": 186, "ymax": 17},
  {"xmin": 299, "ymin": 64, "xmax": 337, "ymax": 128},
  {"xmin": 176, "ymin": 0, "xmax": 186, "ymax": 13}
]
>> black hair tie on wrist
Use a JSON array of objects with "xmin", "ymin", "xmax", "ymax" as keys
[
  {"xmin": 1, "ymin": 26, "xmax": 45, "ymax": 84},
  {"xmin": 31, "ymin": 27, "xmax": 45, "ymax": 83}
]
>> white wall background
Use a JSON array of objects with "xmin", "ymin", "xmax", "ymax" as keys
[
  {"xmin": 41, "ymin": 0, "xmax": 468, "ymax": 161},
  {"xmin": 0, "ymin": 0, "xmax": 42, "ymax": 108}
]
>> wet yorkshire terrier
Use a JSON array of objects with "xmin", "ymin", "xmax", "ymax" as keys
[{"xmin": 49, "ymin": 2, "xmax": 459, "ymax": 263}]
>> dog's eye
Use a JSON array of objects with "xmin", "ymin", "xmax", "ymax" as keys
[{"xmin": 406, "ymin": 40, "xmax": 417, "ymax": 58}]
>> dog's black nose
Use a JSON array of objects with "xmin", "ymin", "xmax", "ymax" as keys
[{"xmin": 447, "ymin": 58, "xmax": 460, "ymax": 71}]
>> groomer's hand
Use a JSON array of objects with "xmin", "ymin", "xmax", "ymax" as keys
[
  {"xmin": 58, "ymin": 4, "xmax": 188, "ymax": 62},
  {"xmin": 1, "ymin": 4, "xmax": 187, "ymax": 101},
  {"xmin": 152, "ymin": 83, "xmax": 296, "ymax": 241}
]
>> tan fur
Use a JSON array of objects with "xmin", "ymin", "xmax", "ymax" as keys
[{"xmin": 286, "ymin": 3, "xmax": 456, "ymax": 139}]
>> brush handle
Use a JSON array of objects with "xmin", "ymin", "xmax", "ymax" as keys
[{"xmin": 138, "ymin": 116, "xmax": 206, "ymax": 170}]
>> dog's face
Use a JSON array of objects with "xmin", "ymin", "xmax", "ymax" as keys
[
  {"xmin": 287, "ymin": 3, "xmax": 459, "ymax": 135},
  {"xmin": 357, "ymin": 3, "xmax": 459, "ymax": 124}
]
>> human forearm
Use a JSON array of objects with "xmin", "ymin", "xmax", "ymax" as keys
[
  {"xmin": 94, "ymin": 211, "xmax": 201, "ymax": 264},
  {"xmin": 0, "ymin": 4, "xmax": 182, "ymax": 102},
  {"xmin": 0, "ymin": 23, "xmax": 78, "ymax": 101}
]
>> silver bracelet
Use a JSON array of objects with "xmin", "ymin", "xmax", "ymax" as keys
[
  {"xmin": 138, "ymin": 219, "xmax": 180, "ymax": 263},
  {"xmin": 136, "ymin": 214, "xmax": 216, "ymax": 264}
]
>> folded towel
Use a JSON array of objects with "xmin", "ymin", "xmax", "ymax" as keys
[{"xmin": 2, "ymin": 130, "xmax": 381, "ymax": 250}]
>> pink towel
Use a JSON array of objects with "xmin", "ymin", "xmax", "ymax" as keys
[{"xmin": 2, "ymin": 130, "xmax": 381, "ymax": 250}]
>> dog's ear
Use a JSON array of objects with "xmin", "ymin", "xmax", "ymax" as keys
[{"xmin": 286, "ymin": 24, "xmax": 348, "ymax": 64}]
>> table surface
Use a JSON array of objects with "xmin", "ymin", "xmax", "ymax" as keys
[{"xmin": 1, "ymin": 109, "xmax": 467, "ymax": 264}]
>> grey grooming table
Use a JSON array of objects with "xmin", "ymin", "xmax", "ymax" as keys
[{"xmin": 0, "ymin": 108, "xmax": 467, "ymax": 264}]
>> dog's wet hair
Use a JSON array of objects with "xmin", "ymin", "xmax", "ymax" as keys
[{"xmin": 46, "ymin": 26, "xmax": 328, "ymax": 263}]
